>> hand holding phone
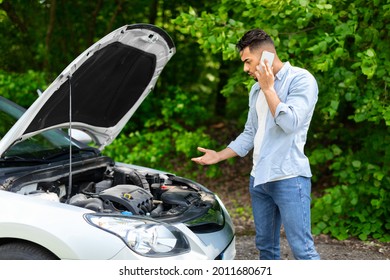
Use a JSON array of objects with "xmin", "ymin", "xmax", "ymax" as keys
[{"xmin": 260, "ymin": 50, "xmax": 275, "ymax": 71}]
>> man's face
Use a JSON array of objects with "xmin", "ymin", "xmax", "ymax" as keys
[{"xmin": 240, "ymin": 46, "xmax": 261, "ymax": 80}]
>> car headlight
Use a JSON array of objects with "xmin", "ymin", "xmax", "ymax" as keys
[{"xmin": 85, "ymin": 214, "xmax": 190, "ymax": 257}]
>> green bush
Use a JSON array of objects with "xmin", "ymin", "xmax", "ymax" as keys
[
  {"xmin": 311, "ymin": 152, "xmax": 389, "ymax": 241},
  {"xmin": 103, "ymin": 86, "xmax": 219, "ymax": 175},
  {"xmin": 0, "ymin": 70, "xmax": 47, "ymax": 107}
]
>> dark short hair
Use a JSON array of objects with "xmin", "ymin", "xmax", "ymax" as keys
[{"xmin": 236, "ymin": 29, "xmax": 274, "ymax": 52}]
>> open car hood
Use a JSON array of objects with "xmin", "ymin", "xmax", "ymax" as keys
[{"xmin": 0, "ymin": 24, "xmax": 175, "ymax": 157}]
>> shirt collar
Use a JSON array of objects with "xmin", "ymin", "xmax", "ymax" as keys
[{"xmin": 275, "ymin": 61, "xmax": 291, "ymax": 81}]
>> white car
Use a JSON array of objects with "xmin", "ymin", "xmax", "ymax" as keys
[{"xmin": 0, "ymin": 24, "xmax": 235, "ymax": 260}]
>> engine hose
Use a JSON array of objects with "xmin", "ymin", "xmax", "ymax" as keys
[
  {"xmin": 150, "ymin": 203, "xmax": 164, "ymax": 217},
  {"xmin": 139, "ymin": 205, "xmax": 149, "ymax": 215},
  {"xmin": 127, "ymin": 172, "xmax": 150, "ymax": 191}
]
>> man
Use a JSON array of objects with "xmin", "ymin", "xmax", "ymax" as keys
[{"xmin": 192, "ymin": 29, "xmax": 320, "ymax": 260}]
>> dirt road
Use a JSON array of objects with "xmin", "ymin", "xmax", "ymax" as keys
[{"xmin": 235, "ymin": 234, "xmax": 390, "ymax": 260}]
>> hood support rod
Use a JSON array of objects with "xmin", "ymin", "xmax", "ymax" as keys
[{"xmin": 66, "ymin": 75, "xmax": 73, "ymax": 203}]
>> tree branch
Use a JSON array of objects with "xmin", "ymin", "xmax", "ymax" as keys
[
  {"xmin": 0, "ymin": 0, "xmax": 27, "ymax": 33},
  {"xmin": 44, "ymin": 0, "xmax": 57, "ymax": 71},
  {"xmin": 106, "ymin": 0, "xmax": 123, "ymax": 34},
  {"xmin": 88, "ymin": 0, "xmax": 103, "ymax": 45}
]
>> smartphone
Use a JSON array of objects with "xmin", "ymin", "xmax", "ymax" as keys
[{"xmin": 260, "ymin": 50, "xmax": 275, "ymax": 70}]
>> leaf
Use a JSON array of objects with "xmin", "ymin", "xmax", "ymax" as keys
[
  {"xmin": 333, "ymin": 205, "xmax": 342, "ymax": 214},
  {"xmin": 352, "ymin": 160, "xmax": 361, "ymax": 169}
]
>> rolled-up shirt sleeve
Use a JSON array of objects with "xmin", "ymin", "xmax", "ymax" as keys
[{"xmin": 274, "ymin": 72, "xmax": 318, "ymax": 134}]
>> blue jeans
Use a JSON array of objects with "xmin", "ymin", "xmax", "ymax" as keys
[{"xmin": 249, "ymin": 176, "xmax": 320, "ymax": 260}]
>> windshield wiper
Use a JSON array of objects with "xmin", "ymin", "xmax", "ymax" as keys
[
  {"xmin": 1, "ymin": 156, "xmax": 48, "ymax": 163},
  {"xmin": 1, "ymin": 147, "xmax": 99, "ymax": 163}
]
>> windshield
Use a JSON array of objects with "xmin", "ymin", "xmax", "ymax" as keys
[
  {"xmin": 4, "ymin": 130, "xmax": 80, "ymax": 160},
  {"xmin": 0, "ymin": 97, "xmax": 93, "ymax": 161},
  {"xmin": 0, "ymin": 97, "xmax": 24, "ymax": 137}
]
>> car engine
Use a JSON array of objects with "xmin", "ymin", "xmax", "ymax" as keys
[{"xmin": 5, "ymin": 160, "xmax": 219, "ymax": 225}]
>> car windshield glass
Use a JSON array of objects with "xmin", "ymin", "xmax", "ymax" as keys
[
  {"xmin": 4, "ymin": 130, "xmax": 81, "ymax": 160},
  {"xmin": 0, "ymin": 99, "xmax": 24, "ymax": 138},
  {"xmin": 0, "ymin": 97, "xmax": 89, "ymax": 160}
]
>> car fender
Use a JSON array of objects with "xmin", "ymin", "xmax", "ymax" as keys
[{"xmin": 0, "ymin": 190, "xmax": 126, "ymax": 259}]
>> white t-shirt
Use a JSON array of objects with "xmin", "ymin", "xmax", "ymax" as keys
[{"xmin": 251, "ymin": 90, "xmax": 268, "ymax": 177}]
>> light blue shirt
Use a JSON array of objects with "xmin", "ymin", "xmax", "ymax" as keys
[{"xmin": 227, "ymin": 62, "xmax": 318, "ymax": 186}]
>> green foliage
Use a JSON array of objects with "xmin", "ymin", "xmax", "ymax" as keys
[
  {"xmin": 0, "ymin": 70, "xmax": 47, "ymax": 107},
  {"xmin": 311, "ymin": 153, "xmax": 389, "ymax": 241},
  {"xmin": 103, "ymin": 86, "xmax": 219, "ymax": 175},
  {"xmin": 173, "ymin": 5, "xmax": 246, "ymax": 60},
  {"xmin": 103, "ymin": 127, "xmax": 218, "ymax": 174}
]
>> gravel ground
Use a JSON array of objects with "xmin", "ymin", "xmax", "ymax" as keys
[{"xmin": 235, "ymin": 234, "xmax": 390, "ymax": 260}]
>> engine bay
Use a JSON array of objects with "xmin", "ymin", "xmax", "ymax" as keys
[{"xmin": 3, "ymin": 158, "xmax": 221, "ymax": 226}]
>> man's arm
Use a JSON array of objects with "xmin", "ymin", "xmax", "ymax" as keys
[{"xmin": 191, "ymin": 147, "xmax": 238, "ymax": 165}]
